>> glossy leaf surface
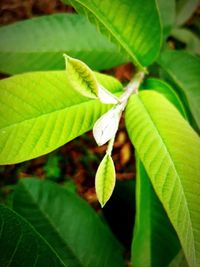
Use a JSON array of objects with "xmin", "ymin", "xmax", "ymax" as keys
[
  {"xmin": 0, "ymin": 14, "xmax": 127, "ymax": 74},
  {"xmin": 141, "ymin": 78, "xmax": 187, "ymax": 118},
  {"xmin": 65, "ymin": 55, "xmax": 99, "ymax": 99},
  {"xmin": 158, "ymin": 50, "xmax": 200, "ymax": 131},
  {"xmin": 62, "ymin": 0, "xmax": 162, "ymax": 68},
  {"xmin": 95, "ymin": 154, "xmax": 116, "ymax": 207},
  {"xmin": 125, "ymin": 91, "xmax": 200, "ymax": 267},
  {"xmin": 12, "ymin": 178, "xmax": 124, "ymax": 267},
  {"xmin": 157, "ymin": 0, "xmax": 176, "ymax": 38},
  {"xmin": 0, "ymin": 205, "xmax": 65, "ymax": 267},
  {"xmin": 0, "ymin": 71, "xmax": 122, "ymax": 164},
  {"xmin": 132, "ymin": 158, "xmax": 180, "ymax": 267}
]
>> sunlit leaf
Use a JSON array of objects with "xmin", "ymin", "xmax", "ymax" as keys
[
  {"xmin": 62, "ymin": 0, "xmax": 162, "ymax": 68},
  {"xmin": 95, "ymin": 154, "xmax": 116, "ymax": 207},
  {"xmin": 125, "ymin": 91, "xmax": 200, "ymax": 267},
  {"xmin": 0, "ymin": 71, "xmax": 122, "ymax": 164}
]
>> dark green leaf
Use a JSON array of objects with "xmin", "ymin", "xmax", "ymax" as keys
[
  {"xmin": 0, "ymin": 14, "xmax": 127, "ymax": 74},
  {"xmin": 176, "ymin": 0, "xmax": 199, "ymax": 26},
  {"xmin": 158, "ymin": 50, "xmax": 200, "ymax": 132},
  {"xmin": 171, "ymin": 28, "xmax": 200, "ymax": 55},
  {"xmin": 13, "ymin": 178, "xmax": 124, "ymax": 267},
  {"xmin": 132, "ymin": 158, "xmax": 180, "ymax": 267},
  {"xmin": 0, "ymin": 205, "xmax": 65, "ymax": 267}
]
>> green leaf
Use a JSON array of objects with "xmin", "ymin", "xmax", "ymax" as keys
[
  {"xmin": 12, "ymin": 178, "xmax": 124, "ymax": 267},
  {"xmin": 132, "ymin": 157, "xmax": 180, "ymax": 267},
  {"xmin": 125, "ymin": 91, "xmax": 200, "ymax": 267},
  {"xmin": 158, "ymin": 50, "xmax": 200, "ymax": 132},
  {"xmin": 0, "ymin": 205, "xmax": 65, "ymax": 267},
  {"xmin": 65, "ymin": 55, "xmax": 99, "ymax": 99},
  {"xmin": 62, "ymin": 0, "xmax": 162, "ymax": 68},
  {"xmin": 65, "ymin": 55, "xmax": 119, "ymax": 104},
  {"xmin": 176, "ymin": 0, "xmax": 199, "ymax": 26},
  {"xmin": 171, "ymin": 28, "xmax": 200, "ymax": 55},
  {"xmin": 141, "ymin": 78, "xmax": 187, "ymax": 118},
  {"xmin": 95, "ymin": 154, "xmax": 116, "ymax": 207},
  {"xmin": 168, "ymin": 250, "xmax": 188, "ymax": 267},
  {"xmin": 157, "ymin": 0, "xmax": 176, "ymax": 38},
  {"xmin": 0, "ymin": 71, "xmax": 122, "ymax": 165},
  {"xmin": 93, "ymin": 105, "xmax": 121, "ymax": 146},
  {"xmin": 0, "ymin": 14, "xmax": 127, "ymax": 75}
]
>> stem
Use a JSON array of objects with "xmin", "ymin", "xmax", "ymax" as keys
[
  {"xmin": 119, "ymin": 71, "xmax": 145, "ymax": 104},
  {"xmin": 106, "ymin": 136, "xmax": 115, "ymax": 156}
]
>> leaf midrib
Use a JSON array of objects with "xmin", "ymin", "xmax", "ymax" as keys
[
  {"xmin": 19, "ymin": 183, "xmax": 84, "ymax": 267},
  {"xmin": 0, "ymin": 98, "xmax": 106, "ymax": 130},
  {"xmin": 1, "ymin": 206, "xmax": 66, "ymax": 267},
  {"xmin": 138, "ymin": 94, "xmax": 196, "ymax": 265},
  {"xmin": 72, "ymin": 0, "xmax": 143, "ymax": 69}
]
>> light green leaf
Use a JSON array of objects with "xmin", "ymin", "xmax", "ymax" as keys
[
  {"xmin": 65, "ymin": 55, "xmax": 119, "ymax": 103},
  {"xmin": 65, "ymin": 55, "xmax": 99, "ymax": 99},
  {"xmin": 141, "ymin": 78, "xmax": 187, "ymax": 118},
  {"xmin": 62, "ymin": 0, "xmax": 162, "ymax": 68},
  {"xmin": 0, "ymin": 71, "xmax": 122, "ymax": 165},
  {"xmin": 0, "ymin": 205, "xmax": 65, "ymax": 267},
  {"xmin": 176, "ymin": 0, "xmax": 199, "ymax": 26},
  {"xmin": 157, "ymin": 0, "xmax": 176, "ymax": 38},
  {"xmin": 0, "ymin": 14, "xmax": 127, "ymax": 75},
  {"xmin": 158, "ymin": 50, "xmax": 200, "ymax": 132},
  {"xmin": 171, "ymin": 28, "xmax": 200, "ymax": 55},
  {"xmin": 95, "ymin": 154, "xmax": 116, "ymax": 207},
  {"xmin": 13, "ymin": 178, "xmax": 124, "ymax": 267},
  {"xmin": 125, "ymin": 91, "xmax": 200, "ymax": 267},
  {"xmin": 132, "ymin": 157, "xmax": 180, "ymax": 267}
]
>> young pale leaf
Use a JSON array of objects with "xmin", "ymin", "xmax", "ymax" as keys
[
  {"xmin": 95, "ymin": 154, "xmax": 116, "ymax": 207},
  {"xmin": 125, "ymin": 91, "xmax": 200, "ymax": 267},
  {"xmin": 65, "ymin": 55, "xmax": 99, "ymax": 99},
  {"xmin": 98, "ymin": 85, "xmax": 119, "ymax": 104},
  {"xmin": 93, "ymin": 105, "xmax": 121, "ymax": 146}
]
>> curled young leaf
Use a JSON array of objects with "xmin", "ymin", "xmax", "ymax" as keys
[
  {"xmin": 65, "ymin": 54, "xmax": 119, "ymax": 103},
  {"xmin": 93, "ymin": 105, "xmax": 122, "ymax": 146},
  {"xmin": 98, "ymin": 85, "xmax": 120, "ymax": 104},
  {"xmin": 64, "ymin": 54, "xmax": 99, "ymax": 99},
  {"xmin": 95, "ymin": 154, "xmax": 116, "ymax": 207}
]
